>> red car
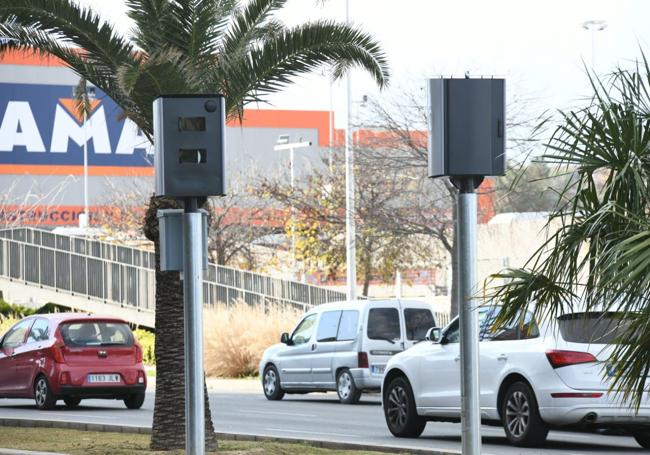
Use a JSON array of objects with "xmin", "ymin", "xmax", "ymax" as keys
[{"xmin": 0, "ymin": 313, "xmax": 147, "ymax": 410}]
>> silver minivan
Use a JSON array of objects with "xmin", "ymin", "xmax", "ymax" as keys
[{"xmin": 259, "ymin": 299, "xmax": 436, "ymax": 404}]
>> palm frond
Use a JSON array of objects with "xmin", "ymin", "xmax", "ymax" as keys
[
  {"xmin": 0, "ymin": 0, "xmax": 135, "ymax": 71},
  {"xmin": 221, "ymin": 0, "xmax": 287, "ymax": 60},
  {"xmin": 216, "ymin": 20, "xmax": 389, "ymax": 111},
  {"xmin": 486, "ymin": 52, "xmax": 650, "ymax": 408}
]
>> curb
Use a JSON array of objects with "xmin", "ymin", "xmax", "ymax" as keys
[{"xmin": 0, "ymin": 418, "xmax": 460, "ymax": 455}]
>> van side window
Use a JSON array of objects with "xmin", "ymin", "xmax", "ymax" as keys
[
  {"xmin": 317, "ymin": 311, "xmax": 342, "ymax": 342},
  {"xmin": 337, "ymin": 310, "xmax": 359, "ymax": 341},
  {"xmin": 368, "ymin": 308, "xmax": 400, "ymax": 341},
  {"xmin": 291, "ymin": 314, "xmax": 317, "ymax": 345}
]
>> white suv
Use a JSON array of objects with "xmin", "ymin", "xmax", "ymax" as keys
[{"xmin": 381, "ymin": 306, "xmax": 650, "ymax": 448}]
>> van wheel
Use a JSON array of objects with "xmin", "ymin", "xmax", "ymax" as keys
[
  {"xmin": 336, "ymin": 369, "xmax": 361, "ymax": 404},
  {"xmin": 501, "ymin": 381, "xmax": 548, "ymax": 447},
  {"xmin": 263, "ymin": 365, "xmax": 285, "ymax": 400},
  {"xmin": 632, "ymin": 429, "xmax": 650, "ymax": 448},
  {"xmin": 383, "ymin": 376, "xmax": 426, "ymax": 437},
  {"xmin": 34, "ymin": 376, "xmax": 57, "ymax": 410},
  {"xmin": 63, "ymin": 398, "xmax": 81, "ymax": 409}
]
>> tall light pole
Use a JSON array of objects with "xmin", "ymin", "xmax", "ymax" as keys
[
  {"xmin": 274, "ymin": 135, "xmax": 312, "ymax": 277},
  {"xmin": 344, "ymin": 0, "xmax": 357, "ymax": 301},
  {"xmin": 582, "ymin": 20, "xmax": 607, "ymax": 69}
]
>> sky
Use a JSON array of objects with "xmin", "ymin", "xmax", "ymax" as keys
[{"xmin": 77, "ymin": 0, "xmax": 649, "ymax": 129}]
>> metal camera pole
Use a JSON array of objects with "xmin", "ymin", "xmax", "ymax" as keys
[
  {"xmin": 455, "ymin": 176, "xmax": 481, "ymax": 455},
  {"xmin": 154, "ymin": 94, "xmax": 226, "ymax": 455},
  {"xmin": 428, "ymin": 76, "xmax": 503, "ymax": 455},
  {"xmin": 183, "ymin": 197, "xmax": 205, "ymax": 455}
]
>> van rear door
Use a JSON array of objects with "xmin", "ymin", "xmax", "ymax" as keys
[
  {"xmin": 400, "ymin": 303, "xmax": 435, "ymax": 350},
  {"xmin": 364, "ymin": 306, "xmax": 403, "ymax": 377}
]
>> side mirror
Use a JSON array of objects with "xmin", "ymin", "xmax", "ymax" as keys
[
  {"xmin": 425, "ymin": 327, "xmax": 442, "ymax": 343},
  {"xmin": 280, "ymin": 332, "xmax": 291, "ymax": 345}
]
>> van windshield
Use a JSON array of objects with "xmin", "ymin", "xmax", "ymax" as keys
[
  {"xmin": 558, "ymin": 312, "xmax": 634, "ymax": 344},
  {"xmin": 60, "ymin": 322, "xmax": 134, "ymax": 347}
]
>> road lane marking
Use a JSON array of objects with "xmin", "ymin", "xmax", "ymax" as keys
[
  {"xmin": 265, "ymin": 428, "xmax": 356, "ymax": 438},
  {"xmin": 246, "ymin": 410, "xmax": 316, "ymax": 418}
]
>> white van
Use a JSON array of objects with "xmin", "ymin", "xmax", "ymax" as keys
[{"xmin": 259, "ymin": 299, "xmax": 436, "ymax": 404}]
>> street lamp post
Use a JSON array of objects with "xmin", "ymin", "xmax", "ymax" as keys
[
  {"xmin": 582, "ymin": 20, "xmax": 607, "ymax": 69},
  {"xmin": 274, "ymin": 135, "xmax": 312, "ymax": 277},
  {"xmin": 76, "ymin": 84, "xmax": 96, "ymax": 229},
  {"xmin": 344, "ymin": 0, "xmax": 357, "ymax": 301}
]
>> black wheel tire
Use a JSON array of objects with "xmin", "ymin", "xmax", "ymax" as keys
[
  {"xmin": 501, "ymin": 381, "xmax": 549, "ymax": 447},
  {"xmin": 34, "ymin": 376, "xmax": 57, "ymax": 410},
  {"xmin": 336, "ymin": 368, "xmax": 362, "ymax": 404},
  {"xmin": 383, "ymin": 376, "xmax": 426, "ymax": 438},
  {"xmin": 632, "ymin": 429, "xmax": 650, "ymax": 448},
  {"xmin": 63, "ymin": 397, "xmax": 81, "ymax": 409},
  {"xmin": 124, "ymin": 392, "xmax": 145, "ymax": 410},
  {"xmin": 262, "ymin": 365, "xmax": 285, "ymax": 401}
]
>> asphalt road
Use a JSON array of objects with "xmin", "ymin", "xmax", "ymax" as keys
[{"xmin": 0, "ymin": 390, "xmax": 647, "ymax": 455}]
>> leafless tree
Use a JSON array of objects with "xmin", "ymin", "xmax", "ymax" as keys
[
  {"xmin": 352, "ymin": 85, "xmax": 543, "ymax": 316},
  {"xmin": 0, "ymin": 176, "xmax": 76, "ymax": 228},
  {"xmin": 261, "ymin": 151, "xmax": 434, "ymax": 296}
]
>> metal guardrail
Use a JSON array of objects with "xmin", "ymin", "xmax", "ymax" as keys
[
  {"xmin": 0, "ymin": 227, "xmax": 348, "ymax": 313},
  {"xmin": 0, "ymin": 228, "xmax": 452, "ymax": 325}
]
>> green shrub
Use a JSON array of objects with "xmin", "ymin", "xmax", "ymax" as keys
[
  {"xmin": 133, "ymin": 328, "xmax": 155, "ymax": 366},
  {"xmin": 0, "ymin": 298, "xmax": 35, "ymax": 319}
]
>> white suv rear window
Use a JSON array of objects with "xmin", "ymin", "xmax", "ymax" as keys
[{"xmin": 558, "ymin": 312, "xmax": 632, "ymax": 344}]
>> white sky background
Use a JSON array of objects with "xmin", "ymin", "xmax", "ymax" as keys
[{"xmin": 79, "ymin": 0, "xmax": 649, "ymax": 130}]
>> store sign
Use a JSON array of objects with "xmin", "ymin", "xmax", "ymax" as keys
[{"xmin": 0, "ymin": 83, "xmax": 153, "ymax": 167}]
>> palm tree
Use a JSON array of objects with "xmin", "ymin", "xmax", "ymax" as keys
[
  {"xmin": 487, "ymin": 56, "xmax": 650, "ymax": 409},
  {"xmin": 0, "ymin": 0, "xmax": 389, "ymax": 449}
]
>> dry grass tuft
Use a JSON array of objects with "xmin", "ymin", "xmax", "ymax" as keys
[
  {"xmin": 0, "ymin": 317, "xmax": 17, "ymax": 337},
  {"xmin": 204, "ymin": 301, "xmax": 301, "ymax": 378}
]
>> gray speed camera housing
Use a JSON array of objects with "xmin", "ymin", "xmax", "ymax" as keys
[
  {"xmin": 427, "ymin": 78, "xmax": 505, "ymax": 178},
  {"xmin": 154, "ymin": 95, "xmax": 226, "ymax": 198}
]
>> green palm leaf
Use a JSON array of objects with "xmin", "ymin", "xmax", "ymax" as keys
[{"xmin": 487, "ymin": 55, "xmax": 650, "ymax": 408}]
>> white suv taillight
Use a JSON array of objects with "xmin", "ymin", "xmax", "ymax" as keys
[{"xmin": 546, "ymin": 350, "xmax": 597, "ymax": 369}]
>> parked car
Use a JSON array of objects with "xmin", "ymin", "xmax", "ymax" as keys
[
  {"xmin": 0, "ymin": 313, "xmax": 147, "ymax": 410},
  {"xmin": 382, "ymin": 306, "xmax": 650, "ymax": 448},
  {"xmin": 260, "ymin": 299, "xmax": 436, "ymax": 404}
]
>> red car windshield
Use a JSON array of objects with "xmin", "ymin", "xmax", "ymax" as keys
[{"xmin": 60, "ymin": 322, "xmax": 134, "ymax": 347}]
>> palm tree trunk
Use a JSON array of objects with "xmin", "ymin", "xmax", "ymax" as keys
[{"xmin": 144, "ymin": 196, "xmax": 218, "ymax": 451}]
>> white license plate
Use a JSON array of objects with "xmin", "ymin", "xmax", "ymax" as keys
[
  {"xmin": 87, "ymin": 374, "xmax": 121, "ymax": 383},
  {"xmin": 371, "ymin": 365, "xmax": 385, "ymax": 375}
]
